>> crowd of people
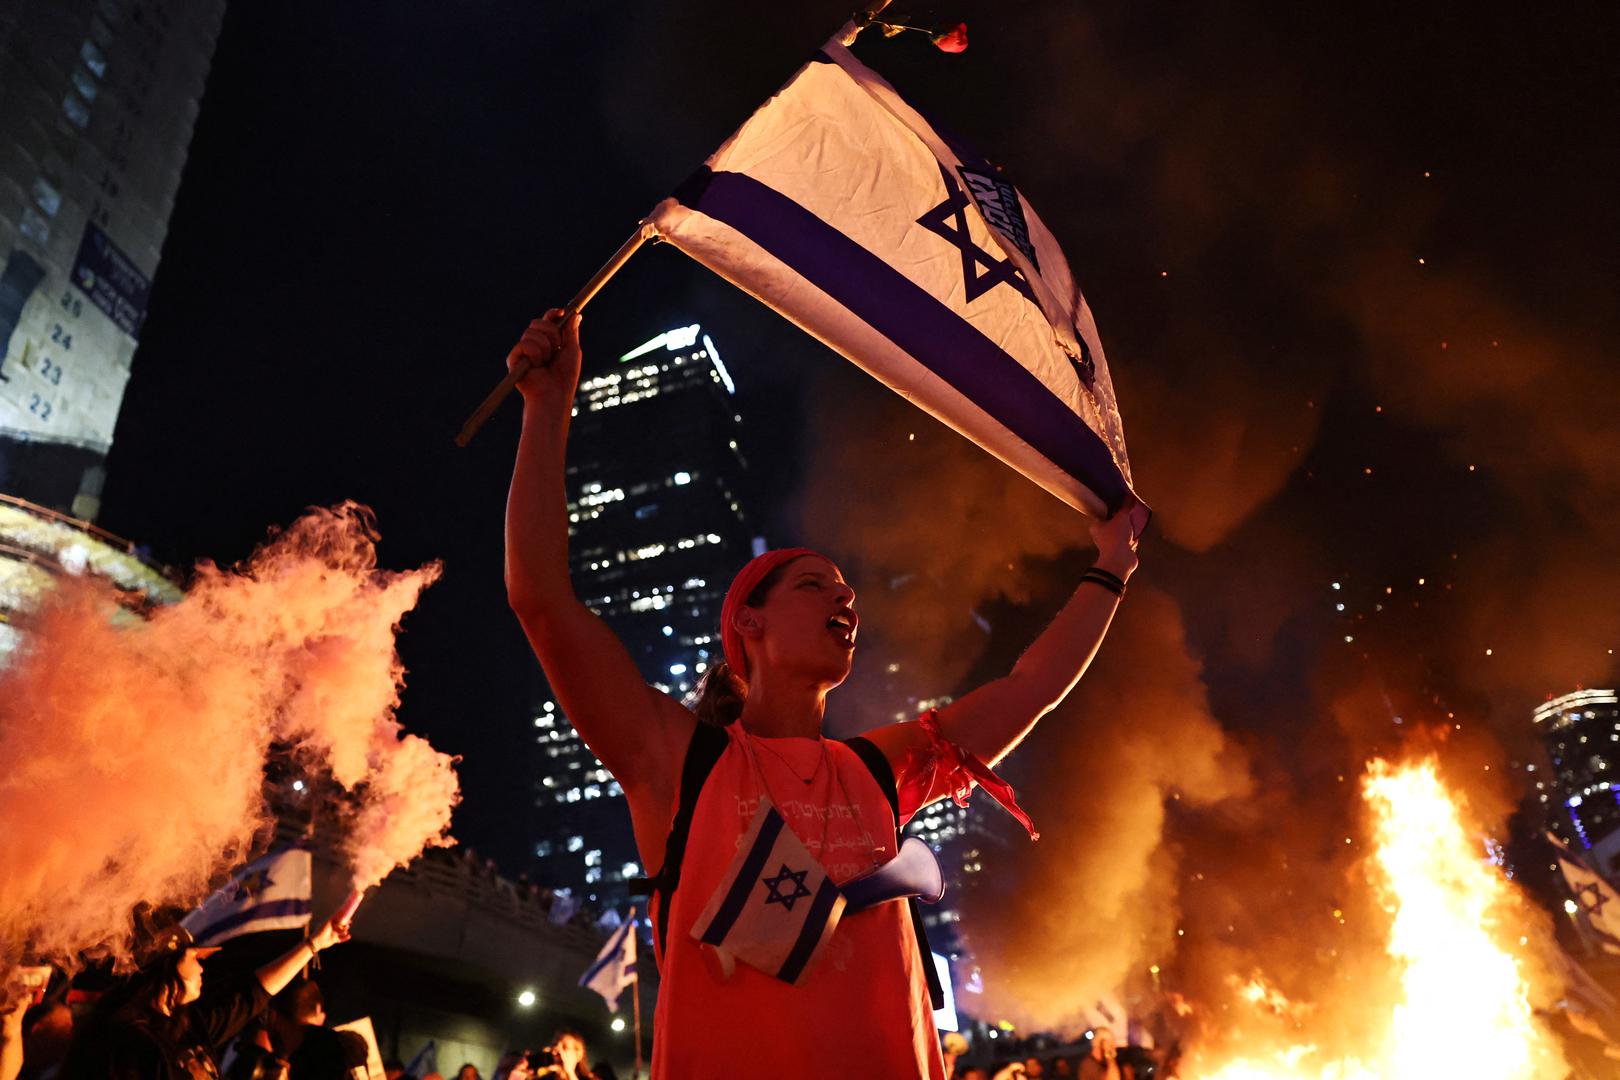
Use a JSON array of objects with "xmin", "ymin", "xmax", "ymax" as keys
[
  {"xmin": 945, "ymin": 1026, "xmax": 1174, "ymax": 1080},
  {"xmin": 0, "ymin": 905, "xmax": 609, "ymax": 1080}
]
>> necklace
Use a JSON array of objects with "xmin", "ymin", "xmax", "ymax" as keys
[
  {"xmin": 740, "ymin": 732, "xmax": 887, "ymax": 877},
  {"xmin": 750, "ymin": 735, "xmax": 827, "ymax": 785}
]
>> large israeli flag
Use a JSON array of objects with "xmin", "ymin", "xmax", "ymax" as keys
[
  {"xmin": 180, "ymin": 847, "xmax": 312, "ymax": 947},
  {"xmin": 648, "ymin": 31, "xmax": 1144, "ymax": 521}
]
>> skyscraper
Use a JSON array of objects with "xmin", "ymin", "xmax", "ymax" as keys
[
  {"xmin": 0, "ymin": 0, "xmax": 226, "ymax": 519},
  {"xmin": 1535, "ymin": 688, "xmax": 1620, "ymax": 870},
  {"xmin": 532, "ymin": 322, "xmax": 757, "ymax": 904}
]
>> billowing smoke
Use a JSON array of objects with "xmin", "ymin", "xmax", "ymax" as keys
[
  {"xmin": 799, "ymin": 378, "xmax": 1254, "ymax": 1030},
  {"xmin": 781, "ymin": 0, "xmax": 1614, "ymax": 1051},
  {"xmin": 0, "ymin": 503, "xmax": 457, "ymax": 974}
]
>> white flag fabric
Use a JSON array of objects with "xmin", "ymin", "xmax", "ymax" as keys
[
  {"xmin": 648, "ymin": 31, "xmax": 1145, "ymax": 523},
  {"xmin": 579, "ymin": 912, "xmax": 638, "ymax": 1012},
  {"xmin": 1558, "ymin": 853, "xmax": 1620, "ymax": 954},
  {"xmin": 690, "ymin": 800, "xmax": 846, "ymax": 985},
  {"xmin": 179, "ymin": 847, "xmax": 312, "ymax": 947}
]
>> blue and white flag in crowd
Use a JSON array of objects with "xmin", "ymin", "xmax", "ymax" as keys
[
  {"xmin": 648, "ymin": 30, "xmax": 1146, "ymax": 524},
  {"xmin": 579, "ymin": 911, "xmax": 638, "ymax": 1012},
  {"xmin": 1553, "ymin": 839, "xmax": 1620, "ymax": 954},
  {"xmin": 689, "ymin": 801, "xmax": 846, "ymax": 985},
  {"xmin": 180, "ymin": 847, "xmax": 312, "ymax": 947},
  {"xmin": 403, "ymin": 1040, "xmax": 438, "ymax": 1080},
  {"xmin": 548, "ymin": 890, "xmax": 582, "ymax": 926}
]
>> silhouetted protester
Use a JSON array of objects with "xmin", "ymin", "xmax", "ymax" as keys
[
  {"xmin": 332, "ymin": 1032, "xmax": 370, "ymax": 1080},
  {"xmin": 1077, "ymin": 1028, "xmax": 1133, "ymax": 1080},
  {"xmin": 61, "ymin": 905, "xmax": 349, "ymax": 1080},
  {"xmin": 265, "ymin": 979, "xmax": 351, "ymax": 1080},
  {"xmin": 19, "ymin": 999, "xmax": 74, "ymax": 1080},
  {"xmin": 504, "ymin": 312, "xmax": 1138, "ymax": 1079},
  {"xmin": 941, "ymin": 1033, "xmax": 969, "ymax": 1079},
  {"xmin": 453, "ymin": 1065, "xmax": 479, "ymax": 1080}
]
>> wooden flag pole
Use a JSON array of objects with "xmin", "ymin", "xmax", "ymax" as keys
[{"xmin": 454, "ymin": 221, "xmax": 657, "ymax": 447}]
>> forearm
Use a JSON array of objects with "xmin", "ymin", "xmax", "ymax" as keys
[
  {"xmin": 936, "ymin": 549, "xmax": 1136, "ymax": 765},
  {"xmin": 1007, "ymin": 559, "xmax": 1132, "ymax": 709},
  {"xmin": 255, "ymin": 938, "xmax": 321, "ymax": 997},
  {"xmin": 0, "ymin": 1010, "xmax": 23, "ymax": 1080},
  {"xmin": 506, "ymin": 403, "xmax": 577, "ymax": 612}
]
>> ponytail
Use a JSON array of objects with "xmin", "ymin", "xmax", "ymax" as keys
[{"xmin": 689, "ymin": 660, "xmax": 747, "ymax": 727}]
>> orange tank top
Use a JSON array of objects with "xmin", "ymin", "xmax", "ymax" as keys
[{"xmin": 651, "ymin": 725, "xmax": 946, "ymax": 1079}]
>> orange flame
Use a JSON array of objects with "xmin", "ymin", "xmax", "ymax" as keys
[{"xmin": 1189, "ymin": 758, "xmax": 1566, "ymax": 1079}]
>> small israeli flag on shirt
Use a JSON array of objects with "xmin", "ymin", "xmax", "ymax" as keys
[
  {"xmin": 180, "ymin": 847, "xmax": 313, "ymax": 947},
  {"xmin": 691, "ymin": 800, "xmax": 847, "ymax": 985}
]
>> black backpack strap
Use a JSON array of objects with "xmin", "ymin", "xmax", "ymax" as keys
[
  {"xmin": 840, "ymin": 736, "xmax": 946, "ymax": 1011},
  {"xmin": 634, "ymin": 721, "xmax": 729, "ymax": 959}
]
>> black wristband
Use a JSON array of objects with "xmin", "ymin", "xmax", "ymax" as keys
[{"xmin": 1081, "ymin": 567, "xmax": 1126, "ymax": 598}]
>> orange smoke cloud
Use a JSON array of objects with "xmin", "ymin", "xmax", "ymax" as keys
[{"xmin": 0, "ymin": 503, "xmax": 456, "ymax": 973}]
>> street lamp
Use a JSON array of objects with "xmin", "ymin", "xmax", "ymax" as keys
[{"xmin": 517, "ymin": 989, "xmax": 537, "ymax": 1008}]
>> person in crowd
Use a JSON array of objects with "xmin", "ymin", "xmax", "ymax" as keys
[
  {"xmin": 19, "ymin": 998, "xmax": 73, "ymax": 1080},
  {"xmin": 384, "ymin": 1059, "xmax": 406, "ymax": 1080},
  {"xmin": 265, "ymin": 978, "xmax": 349, "ymax": 1080},
  {"xmin": 60, "ymin": 905, "xmax": 349, "ymax": 1080},
  {"xmin": 505, "ymin": 310, "xmax": 1137, "ymax": 1077},
  {"xmin": 454, "ymin": 1064, "xmax": 480, "ymax": 1080},
  {"xmin": 957, "ymin": 1069, "xmax": 989, "ymax": 1080},
  {"xmin": 941, "ymin": 1032, "xmax": 969, "ymax": 1079},
  {"xmin": 529, "ymin": 1030, "xmax": 593, "ymax": 1080},
  {"xmin": 991, "ymin": 1058, "xmax": 1043, "ymax": 1080},
  {"xmin": 1077, "ymin": 1028, "xmax": 1131, "ymax": 1080}
]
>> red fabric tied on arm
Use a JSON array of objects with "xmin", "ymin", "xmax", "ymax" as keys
[{"xmin": 899, "ymin": 710, "xmax": 1039, "ymax": 841}]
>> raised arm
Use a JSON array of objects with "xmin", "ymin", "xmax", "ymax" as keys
[
  {"xmin": 504, "ymin": 312, "xmax": 694, "ymax": 812},
  {"xmin": 866, "ymin": 505, "xmax": 1140, "ymax": 780}
]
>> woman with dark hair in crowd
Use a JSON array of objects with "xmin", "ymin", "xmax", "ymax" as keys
[
  {"xmin": 60, "ymin": 907, "xmax": 348, "ymax": 1080},
  {"xmin": 505, "ymin": 313, "xmax": 1139, "ymax": 1079}
]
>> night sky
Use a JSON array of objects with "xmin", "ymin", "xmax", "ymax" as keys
[{"xmin": 97, "ymin": 0, "xmax": 1616, "ymax": 900}]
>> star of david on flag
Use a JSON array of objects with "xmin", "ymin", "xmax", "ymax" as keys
[
  {"xmin": 1555, "ymin": 844, "xmax": 1620, "ymax": 955},
  {"xmin": 691, "ymin": 801, "xmax": 847, "ymax": 985},
  {"xmin": 647, "ymin": 30, "xmax": 1147, "ymax": 526},
  {"xmin": 180, "ymin": 847, "xmax": 312, "ymax": 947}
]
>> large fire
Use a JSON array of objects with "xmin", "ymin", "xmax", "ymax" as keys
[{"xmin": 1188, "ymin": 758, "xmax": 1568, "ymax": 1079}]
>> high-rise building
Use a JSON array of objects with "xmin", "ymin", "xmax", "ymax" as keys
[
  {"xmin": 1535, "ymin": 688, "xmax": 1620, "ymax": 870},
  {"xmin": 532, "ymin": 322, "xmax": 757, "ymax": 905},
  {"xmin": 1, "ymin": 0, "xmax": 226, "ymax": 519}
]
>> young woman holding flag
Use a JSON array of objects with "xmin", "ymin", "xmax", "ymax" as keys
[{"xmin": 505, "ymin": 311, "xmax": 1138, "ymax": 1078}]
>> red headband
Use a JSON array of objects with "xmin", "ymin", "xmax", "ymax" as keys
[{"xmin": 719, "ymin": 548, "xmax": 823, "ymax": 675}]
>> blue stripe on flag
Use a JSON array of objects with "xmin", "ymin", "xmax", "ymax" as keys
[
  {"xmin": 775, "ymin": 877, "xmax": 841, "ymax": 983},
  {"xmin": 672, "ymin": 168, "xmax": 1128, "ymax": 512},
  {"xmin": 579, "ymin": 919, "xmax": 635, "ymax": 988},
  {"xmin": 700, "ymin": 809, "xmax": 786, "ymax": 946},
  {"xmin": 194, "ymin": 898, "xmax": 311, "ymax": 944}
]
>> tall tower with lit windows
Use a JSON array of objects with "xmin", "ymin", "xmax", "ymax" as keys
[
  {"xmin": 0, "ymin": 0, "xmax": 227, "ymax": 520},
  {"xmin": 1536, "ymin": 688, "xmax": 1620, "ymax": 873},
  {"xmin": 530, "ymin": 322, "xmax": 758, "ymax": 905}
]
